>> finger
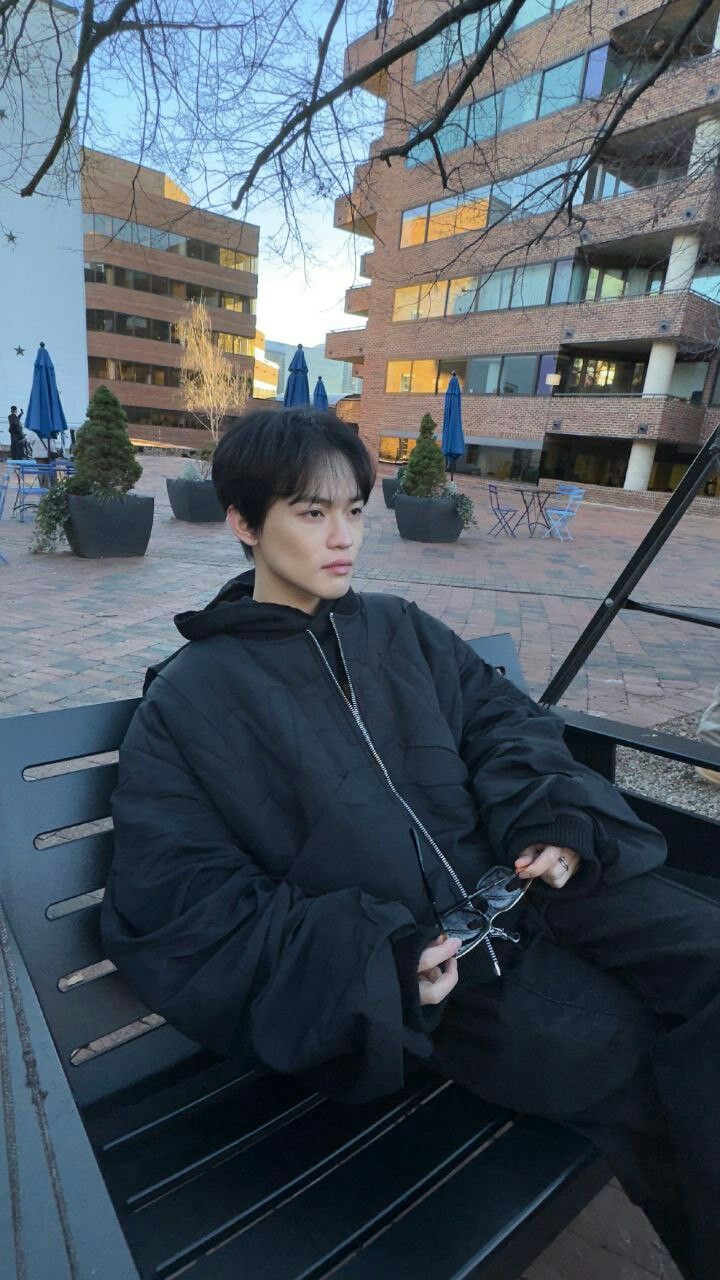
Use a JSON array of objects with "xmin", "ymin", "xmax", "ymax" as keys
[
  {"xmin": 420, "ymin": 965, "xmax": 443, "ymax": 983},
  {"xmin": 516, "ymin": 846, "xmax": 561, "ymax": 879},
  {"xmin": 419, "ymin": 936, "xmax": 461, "ymax": 972},
  {"xmin": 419, "ymin": 957, "xmax": 458, "ymax": 1005},
  {"xmin": 513, "ymin": 847, "xmax": 539, "ymax": 868}
]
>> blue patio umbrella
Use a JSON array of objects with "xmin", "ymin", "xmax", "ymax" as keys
[
  {"xmin": 441, "ymin": 372, "xmax": 465, "ymax": 478},
  {"xmin": 283, "ymin": 344, "xmax": 310, "ymax": 407},
  {"xmin": 25, "ymin": 342, "xmax": 68, "ymax": 458},
  {"xmin": 312, "ymin": 375, "xmax": 329, "ymax": 411}
]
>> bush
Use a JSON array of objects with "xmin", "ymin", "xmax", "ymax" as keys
[
  {"xmin": 400, "ymin": 414, "xmax": 446, "ymax": 498},
  {"xmin": 31, "ymin": 386, "xmax": 142, "ymax": 552}
]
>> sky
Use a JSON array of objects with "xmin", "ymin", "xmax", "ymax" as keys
[{"xmin": 253, "ymin": 216, "xmax": 367, "ymax": 347}]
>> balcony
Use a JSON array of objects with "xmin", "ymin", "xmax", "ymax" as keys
[
  {"xmin": 325, "ymin": 327, "xmax": 366, "ymax": 364},
  {"xmin": 543, "ymin": 393, "xmax": 706, "ymax": 445},
  {"xmin": 344, "ymin": 284, "xmax": 370, "ymax": 317},
  {"xmin": 344, "ymin": 27, "xmax": 389, "ymax": 98},
  {"xmin": 334, "ymin": 191, "xmax": 377, "ymax": 238},
  {"xmin": 558, "ymin": 287, "xmax": 720, "ymax": 351}
]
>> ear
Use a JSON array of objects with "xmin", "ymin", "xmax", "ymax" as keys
[{"xmin": 227, "ymin": 505, "xmax": 258, "ymax": 550}]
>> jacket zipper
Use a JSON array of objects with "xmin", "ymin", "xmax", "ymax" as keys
[{"xmin": 307, "ymin": 619, "xmax": 505, "ymax": 975}]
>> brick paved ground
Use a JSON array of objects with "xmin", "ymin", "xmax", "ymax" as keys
[
  {"xmin": 1, "ymin": 458, "xmax": 718, "ymax": 726},
  {"xmin": 1, "ymin": 457, "xmax": 715, "ymax": 1280}
]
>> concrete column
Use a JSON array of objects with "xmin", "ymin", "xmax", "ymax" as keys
[
  {"xmin": 688, "ymin": 115, "xmax": 720, "ymax": 179},
  {"xmin": 663, "ymin": 233, "xmax": 701, "ymax": 293},
  {"xmin": 642, "ymin": 339, "xmax": 677, "ymax": 396},
  {"xmin": 623, "ymin": 440, "xmax": 657, "ymax": 491},
  {"xmin": 713, "ymin": 10, "xmax": 720, "ymax": 51}
]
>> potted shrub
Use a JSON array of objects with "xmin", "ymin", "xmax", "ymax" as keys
[
  {"xmin": 166, "ymin": 446, "xmax": 226, "ymax": 523},
  {"xmin": 394, "ymin": 414, "xmax": 475, "ymax": 543},
  {"xmin": 169, "ymin": 303, "xmax": 246, "ymax": 522},
  {"xmin": 382, "ymin": 464, "xmax": 406, "ymax": 508},
  {"xmin": 32, "ymin": 386, "xmax": 154, "ymax": 558}
]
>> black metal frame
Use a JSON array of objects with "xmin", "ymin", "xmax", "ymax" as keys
[{"xmin": 541, "ymin": 426, "xmax": 720, "ymax": 706}]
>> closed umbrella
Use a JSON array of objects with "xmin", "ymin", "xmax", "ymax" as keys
[
  {"xmin": 312, "ymin": 376, "xmax": 329, "ymax": 410},
  {"xmin": 25, "ymin": 342, "xmax": 68, "ymax": 460},
  {"xmin": 283, "ymin": 344, "xmax": 310, "ymax": 407},
  {"xmin": 441, "ymin": 371, "xmax": 465, "ymax": 479}
]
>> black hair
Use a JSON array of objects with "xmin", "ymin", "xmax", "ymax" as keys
[
  {"xmin": 212, "ymin": 408, "xmax": 375, "ymax": 559},
  {"xmin": 10, "ymin": 405, "xmax": 17, "ymax": 412}
]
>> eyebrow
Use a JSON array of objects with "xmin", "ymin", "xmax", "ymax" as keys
[{"xmin": 291, "ymin": 493, "xmax": 364, "ymax": 507}]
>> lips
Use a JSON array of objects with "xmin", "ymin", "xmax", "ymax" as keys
[{"xmin": 323, "ymin": 561, "xmax": 353, "ymax": 572}]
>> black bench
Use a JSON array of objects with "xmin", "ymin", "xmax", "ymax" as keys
[{"xmin": 1, "ymin": 634, "xmax": 718, "ymax": 1280}]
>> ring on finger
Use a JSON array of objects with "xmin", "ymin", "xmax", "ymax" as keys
[{"xmin": 558, "ymin": 855, "xmax": 569, "ymax": 873}]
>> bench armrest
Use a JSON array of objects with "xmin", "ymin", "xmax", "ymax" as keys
[
  {"xmin": 0, "ymin": 905, "xmax": 139, "ymax": 1280},
  {"xmin": 554, "ymin": 707, "xmax": 720, "ymax": 774}
]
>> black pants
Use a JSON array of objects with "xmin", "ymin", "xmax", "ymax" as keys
[{"xmin": 430, "ymin": 868, "xmax": 720, "ymax": 1280}]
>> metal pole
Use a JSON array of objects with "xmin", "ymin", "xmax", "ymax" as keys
[{"xmin": 540, "ymin": 426, "xmax": 720, "ymax": 707}]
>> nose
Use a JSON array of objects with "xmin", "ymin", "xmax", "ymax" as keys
[{"xmin": 328, "ymin": 515, "xmax": 353, "ymax": 548}]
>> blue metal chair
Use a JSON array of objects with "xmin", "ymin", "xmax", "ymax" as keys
[
  {"xmin": 0, "ymin": 466, "xmax": 9, "ymax": 564},
  {"xmin": 10, "ymin": 460, "xmax": 55, "ymax": 522},
  {"xmin": 487, "ymin": 483, "xmax": 519, "ymax": 537},
  {"xmin": 542, "ymin": 486, "xmax": 585, "ymax": 541}
]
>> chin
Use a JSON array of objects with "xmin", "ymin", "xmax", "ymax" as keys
[{"xmin": 316, "ymin": 577, "xmax": 353, "ymax": 600}]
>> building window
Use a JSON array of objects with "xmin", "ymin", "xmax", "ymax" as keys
[
  {"xmin": 466, "ymin": 357, "xmax": 502, "ymax": 396},
  {"xmin": 89, "ymin": 356, "xmax": 181, "ymax": 387},
  {"xmin": 510, "ymin": 262, "xmax": 552, "ymax": 308},
  {"xmin": 414, "ymin": 0, "xmax": 578, "ymax": 82},
  {"xmin": 499, "ymin": 355, "xmax": 538, "ymax": 396},
  {"xmin": 408, "ymin": 44, "xmax": 606, "ymax": 164},
  {"xmin": 85, "ymin": 262, "xmax": 252, "ymax": 309},
  {"xmin": 391, "ymin": 258, "xmax": 581, "ymax": 322},
  {"xmin": 400, "ymin": 160, "xmax": 571, "ymax": 248},
  {"xmin": 387, "ymin": 353, "xmax": 558, "ymax": 398},
  {"xmin": 446, "ymin": 276, "xmax": 478, "ymax": 315},
  {"xmin": 84, "ymin": 212, "xmax": 257, "ymax": 273}
]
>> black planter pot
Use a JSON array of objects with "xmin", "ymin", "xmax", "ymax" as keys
[
  {"xmin": 394, "ymin": 494, "xmax": 463, "ymax": 543},
  {"xmin": 64, "ymin": 494, "xmax": 154, "ymax": 558},
  {"xmin": 382, "ymin": 477, "xmax": 402, "ymax": 508},
  {"xmin": 166, "ymin": 477, "xmax": 225, "ymax": 523}
]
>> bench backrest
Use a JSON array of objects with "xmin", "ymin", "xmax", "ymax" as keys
[
  {"xmin": 0, "ymin": 698, "xmax": 201, "ymax": 1108},
  {"xmin": 0, "ymin": 633, "xmax": 527, "ymax": 1110}
]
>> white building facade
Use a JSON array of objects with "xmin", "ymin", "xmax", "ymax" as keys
[{"xmin": 0, "ymin": 0, "xmax": 88, "ymax": 448}]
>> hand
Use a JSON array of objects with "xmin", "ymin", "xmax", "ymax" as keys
[
  {"xmin": 418, "ymin": 934, "xmax": 459, "ymax": 1006},
  {"xmin": 514, "ymin": 844, "xmax": 580, "ymax": 889}
]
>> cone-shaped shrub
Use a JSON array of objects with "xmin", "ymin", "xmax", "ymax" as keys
[
  {"xmin": 71, "ymin": 385, "xmax": 142, "ymax": 495},
  {"xmin": 400, "ymin": 413, "xmax": 446, "ymax": 497}
]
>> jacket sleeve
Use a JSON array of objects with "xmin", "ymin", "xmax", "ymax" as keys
[
  {"xmin": 101, "ymin": 688, "xmax": 433, "ymax": 1104},
  {"xmin": 409, "ymin": 605, "xmax": 667, "ymax": 893}
]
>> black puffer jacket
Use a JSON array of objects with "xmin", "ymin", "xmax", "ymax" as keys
[{"xmin": 102, "ymin": 573, "xmax": 666, "ymax": 1102}]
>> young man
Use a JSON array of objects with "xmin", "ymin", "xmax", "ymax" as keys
[
  {"xmin": 103, "ymin": 409, "xmax": 720, "ymax": 1280},
  {"xmin": 7, "ymin": 404, "xmax": 24, "ymax": 459}
]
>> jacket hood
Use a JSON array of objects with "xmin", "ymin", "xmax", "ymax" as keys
[{"xmin": 174, "ymin": 569, "xmax": 360, "ymax": 641}]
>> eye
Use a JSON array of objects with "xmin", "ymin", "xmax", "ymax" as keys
[
  {"xmin": 350, "ymin": 506, "xmax": 365, "ymax": 517},
  {"xmin": 304, "ymin": 508, "xmax": 324, "ymax": 518}
]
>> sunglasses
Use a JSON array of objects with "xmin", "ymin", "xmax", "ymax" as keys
[{"xmin": 410, "ymin": 828, "xmax": 529, "ymax": 965}]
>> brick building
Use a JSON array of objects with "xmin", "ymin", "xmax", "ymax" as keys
[
  {"xmin": 326, "ymin": 0, "xmax": 720, "ymax": 497},
  {"xmin": 82, "ymin": 150, "xmax": 258, "ymax": 449}
]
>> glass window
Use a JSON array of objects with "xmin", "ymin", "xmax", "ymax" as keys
[
  {"xmin": 203, "ymin": 242, "xmax": 221, "ymax": 265},
  {"xmin": 624, "ymin": 268, "xmax": 649, "ymax": 297},
  {"xmin": 469, "ymin": 94, "xmax": 501, "ymax": 143},
  {"xmin": 406, "ymin": 134, "xmax": 435, "ymax": 168},
  {"xmin": 499, "ymin": 355, "xmax": 538, "ymax": 395},
  {"xmin": 437, "ymin": 360, "xmax": 466, "ymax": 393},
  {"xmin": 134, "ymin": 223, "xmax": 154, "ymax": 247},
  {"xmin": 550, "ymin": 259, "xmax": 574, "ymax": 304},
  {"xmin": 520, "ymin": 162, "xmax": 568, "ymax": 214},
  {"xmin": 416, "ymin": 280, "xmax": 448, "ymax": 319},
  {"xmin": 648, "ymin": 267, "xmax": 664, "ymax": 294},
  {"xmin": 149, "ymin": 226, "xmax": 170, "ymax": 251},
  {"xmin": 692, "ymin": 264, "xmax": 720, "ymax": 302},
  {"xmin": 219, "ymin": 247, "xmax": 237, "ymax": 269},
  {"xmin": 491, "ymin": 171, "xmax": 529, "ymax": 221},
  {"xmin": 167, "ymin": 232, "xmax": 185, "ymax": 255},
  {"xmin": 447, "ymin": 276, "xmax": 478, "ymax": 315},
  {"xmin": 83, "ymin": 213, "xmax": 95, "ymax": 234},
  {"xmin": 583, "ymin": 45, "xmax": 610, "ymax": 98},
  {"xmin": 569, "ymin": 261, "xmax": 587, "ymax": 301},
  {"xmin": 536, "ymin": 354, "xmax": 559, "ymax": 396},
  {"xmin": 500, "ymin": 75, "xmax": 541, "ymax": 129},
  {"xmin": 133, "ymin": 271, "xmax": 151, "ymax": 294},
  {"xmin": 400, "ymin": 205, "xmax": 428, "ymax": 247},
  {"xmin": 427, "ymin": 197, "xmax": 458, "ymax": 242},
  {"xmin": 511, "ymin": 0, "xmax": 552, "ymax": 31},
  {"xmin": 476, "ymin": 268, "xmax": 513, "ymax": 311},
  {"xmin": 454, "ymin": 187, "xmax": 490, "ymax": 233},
  {"xmin": 410, "ymin": 360, "xmax": 439, "ymax": 393},
  {"xmin": 415, "ymin": 30, "xmax": 451, "ymax": 81},
  {"xmin": 186, "ymin": 238, "xmax": 204, "ymax": 260},
  {"xmin": 393, "ymin": 286, "xmax": 420, "ymax": 322},
  {"xmin": 598, "ymin": 267, "xmax": 625, "ymax": 299},
  {"xmin": 584, "ymin": 266, "xmax": 600, "ymax": 301},
  {"xmin": 93, "ymin": 213, "xmax": 113, "ymax": 237},
  {"xmin": 511, "ymin": 262, "xmax": 552, "ymax": 307},
  {"xmin": 151, "ymin": 275, "xmax": 169, "ymax": 295},
  {"xmin": 466, "ymin": 357, "xmax": 501, "ymax": 395},
  {"xmin": 438, "ymin": 107, "xmax": 471, "ymax": 155},
  {"xmin": 539, "ymin": 56, "xmax": 584, "ymax": 116},
  {"xmin": 113, "ymin": 217, "xmax": 134, "ymax": 243},
  {"xmin": 386, "ymin": 360, "xmax": 413, "ymax": 393}
]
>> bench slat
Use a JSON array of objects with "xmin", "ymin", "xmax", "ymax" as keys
[
  {"xmin": 328, "ymin": 1115, "xmax": 605, "ymax": 1280},
  {"xmin": 127, "ymin": 1082, "xmax": 505, "ymax": 1280}
]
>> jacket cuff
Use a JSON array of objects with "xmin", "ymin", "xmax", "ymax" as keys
[
  {"xmin": 505, "ymin": 813, "xmax": 601, "ymax": 895},
  {"xmin": 505, "ymin": 813, "xmax": 595, "ymax": 862},
  {"xmin": 392, "ymin": 927, "xmax": 447, "ymax": 1035}
]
